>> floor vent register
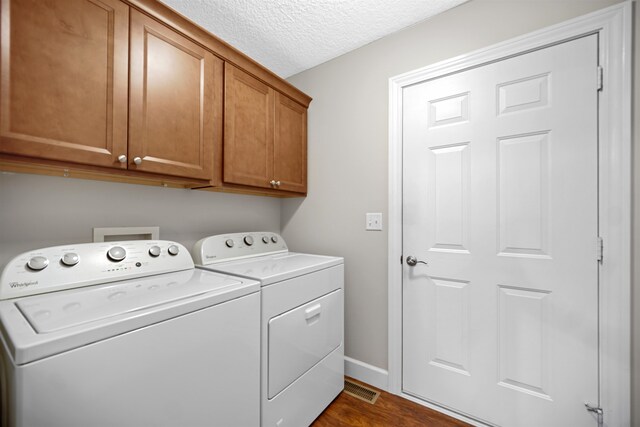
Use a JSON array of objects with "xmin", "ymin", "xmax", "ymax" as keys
[{"xmin": 343, "ymin": 379, "xmax": 380, "ymax": 404}]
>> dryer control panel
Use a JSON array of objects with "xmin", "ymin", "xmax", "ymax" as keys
[
  {"xmin": 0, "ymin": 241, "xmax": 194, "ymax": 300},
  {"xmin": 193, "ymin": 232, "xmax": 288, "ymax": 266}
]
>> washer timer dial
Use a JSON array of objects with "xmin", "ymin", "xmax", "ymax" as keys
[{"xmin": 107, "ymin": 246, "xmax": 126, "ymax": 262}]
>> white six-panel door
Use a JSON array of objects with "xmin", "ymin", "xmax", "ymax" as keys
[{"xmin": 402, "ymin": 35, "xmax": 599, "ymax": 426}]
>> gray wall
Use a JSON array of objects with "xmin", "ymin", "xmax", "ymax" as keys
[
  {"xmin": 0, "ymin": 172, "xmax": 281, "ymax": 268},
  {"xmin": 282, "ymin": 0, "xmax": 638, "ymax": 418}
]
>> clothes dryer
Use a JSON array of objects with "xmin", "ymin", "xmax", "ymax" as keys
[{"xmin": 193, "ymin": 232, "xmax": 344, "ymax": 427}]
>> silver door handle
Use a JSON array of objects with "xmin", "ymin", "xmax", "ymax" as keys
[
  {"xmin": 133, "ymin": 157, "xmax": 142, "ymax": 165},
  {"xmin": 406, "ymin": 256, "xmax": 428, "ymax": 266},
  {"xmin": 117, "ymin": 155, "xmax": 127, "ymax": 163}
]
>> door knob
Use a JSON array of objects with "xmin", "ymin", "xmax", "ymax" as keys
[
  {"xmin": 133, "ymin": 157, "xmax": 142, "ymax": 165},
  {"xmin": 275, "ymin": 180, "xmax": 281, "ymax": 187},
  {"xmin": 406, "ymin": 256, "xmax": 428, "ymax": 266},
  {"xmin": 270, "ymin": 180, "xmax": 277, "ymax": 187},
  {"xmin": 117, "ymin": 155, "xmax": 127, "ymax": 163}
]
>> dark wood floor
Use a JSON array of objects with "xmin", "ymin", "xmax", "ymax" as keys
[{"xmin": 312, "ymin": 378, "xmax": 471, "ymax": 427}]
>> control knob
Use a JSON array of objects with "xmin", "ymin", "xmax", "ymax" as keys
[
  {"xmin": 244, "ymin": 236, "xmax": 254, "ymax": 246},
  {"xmin": 61, "ymin": 253, "xmax": 80, "ymax": 266},
  {"xmin": 225, "ymin": 239, "xmax": 234, "ymax": 248},
  {"xmin": 271, "ymin": 236, "xmax": 278, "ymax": 243},
  {"xmin": 107, "ymin": 246, "xmax": 126, "ymax": 262},
  {"xmin": 168, "ymin": 245, "xmax": 179, "ymax": 256},
  {"xmin": 27, "ymin": 256, "xmax": 49, "ymax": 271},
  {"xmin": 148, "ymin": 246, "xmax": 161, "ymax": 257},
  {"xmin": 262, "ymin": 236, "xmax": 269, "ymax": 244}
]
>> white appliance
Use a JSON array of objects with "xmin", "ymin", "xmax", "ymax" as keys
[
  {"xmin": 193, "ymin": 232, "xmax": 344, "ymax": 427},
  {"xmin": 0, "ymin": 240, "xmax": 260, "ymax": 427}
]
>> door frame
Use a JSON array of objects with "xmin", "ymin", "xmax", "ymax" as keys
[{"xmin": 387, "ymin": 2, "xmax": 633, "ymax": 425}]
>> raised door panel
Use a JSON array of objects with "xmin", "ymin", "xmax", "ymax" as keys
[
  {"xmin": 0, "ymin": 0, "xmax": 129, "ymax": 168},
  {"xmin": 224, "ymin": 64, "xmax": 273, "ymax": 189},
  {"xmin": 129, "ymin": 10, "xmax": 219, "ymax": 180},
  {"xmin": 274, "ymin": 92, "xmax": 307, "ymax": 194}
]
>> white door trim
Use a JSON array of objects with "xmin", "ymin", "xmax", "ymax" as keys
[{"xmin": 388, "ymin": 2, "xmax": 632, "ymax": 425}]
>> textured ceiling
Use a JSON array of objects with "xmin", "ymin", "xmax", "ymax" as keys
[{"xmin": 161, "ymin": 0, "xmax": 468, "ymax": 77}]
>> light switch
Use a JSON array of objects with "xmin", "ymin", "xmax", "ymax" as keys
[{"xmin": 366, "ymin": 213, "xmax": 383, "ymax": 231}]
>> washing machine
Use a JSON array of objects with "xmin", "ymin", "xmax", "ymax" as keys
[
  {"xmin": 193, "ymin": 232, "xmax": 344, "ymax": 427},
  {"xmin": 0, "ymin": 240, "xmax": 260, "ymax": 427}
]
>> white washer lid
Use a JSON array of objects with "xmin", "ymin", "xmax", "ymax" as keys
[
  {"xmin": 17, "ymin": 269, "xmax": 246, "ymax": 333},
  {"xmin": 0, "ymin": 269, "xmax": 259, "ymax": 365},
  {"xmin": 198, "ymin": 252, "xmax": 343, "ymax": 286}
]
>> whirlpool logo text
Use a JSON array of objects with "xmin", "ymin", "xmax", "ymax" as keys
[{"xmin": 9, "ymin": 281, "xmax": 38, "ymax": 288}]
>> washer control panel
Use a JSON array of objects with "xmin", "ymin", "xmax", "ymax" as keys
[
  {"xmin": 0, "ymin": 241, "xmax": 194, "ymax": 300},
  {"xmin": 192, "ymin": 232, "xmax": 288, "ymax": 266}
]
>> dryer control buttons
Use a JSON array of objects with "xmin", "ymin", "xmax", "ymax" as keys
[
  {"xmin": 225, "ymin": 239, "xmax": 235, "ymax": 248},
  {"xmin": 61, "ymin": 253, "xmax": 79, "ymax": 266},
  {"xmin": 107, "ymin": 246, "xmax": 126, "ymax": 262},
  {"xmin": 262, "ymin": 236, "xmax": 269, "ymax": 244},
  {"xmin": 148, "ymin": 246, "xmax": 161, "ymax": 257},
  {"xmin": 271, "ymin": 236, "xmax": 278, "ymax": 243},
  {"xmin": 244, "ymin": 236, "xmax": 254, "ymax": 246},
  {"xmin": 27, "ymin": 256, "xmax": 49, "ymax": 271},
  {"xmin": 168, "ymin": 245, "xmax": 179, "ymax": 256}
]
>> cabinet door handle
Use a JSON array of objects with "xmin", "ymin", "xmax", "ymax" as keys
[
  {"xmin": 117, "ymin": 155, "xmax": 127, "ymax": 163},
  {"xmin": 133, "ymin": 157, "xmax": 142, "ymax": 165},
  {"xmin": 275, "ymin": 181, "xmax": 281, "ymax": 187},
  {"xmin": 270, "ymin": 180, "xmax": 277, "ymax": 187}
]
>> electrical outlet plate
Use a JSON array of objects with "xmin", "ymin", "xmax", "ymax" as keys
[{"xmin": 366, "ymin": 213, "xmax": 383, "ymax": 231}]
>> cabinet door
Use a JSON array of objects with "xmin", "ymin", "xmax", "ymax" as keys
[
  {"xmin": 224, "ymin": 64, "xmax": 274, "ymax": 189},
  {"xmin": 129, "ymin": 10, "xmax": 220, "ymax": 180},
  {"xmin": 274, "ymin": 93, "xmax": 307, "ymax": 193},
  {"xmin": 0, "ymin": 0, "xmax": 129, "ymax": 168}
]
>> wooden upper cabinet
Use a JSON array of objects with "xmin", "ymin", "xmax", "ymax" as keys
[
  {"xmin": 224, "ymin": 63, "xmax": 274, "ymax": 189},
  {"xmin": 274, "ymin": 92, "xmax": 307, "ymax": 193},
  {"xmin": 0, "ymin": 0, "xmax": 308, "ymax": 194},
  {"xmin": 128, "ymin": 9, "xmax": 222, "ymax": 181},
  {"xmin": 224, "ymin": 64, "xmax": 307, "ymax": 194},
  {"xmin": 0, "ymin": 0, "xmax": 129, "ymax": 168}
]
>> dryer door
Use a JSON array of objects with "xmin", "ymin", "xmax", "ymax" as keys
[{"xmin": 268, "ymin": 289, "xmax": 343, "ymax": 398}]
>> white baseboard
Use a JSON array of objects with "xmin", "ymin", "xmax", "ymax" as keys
[{"xmin": 344, "ymin": 356, "xmax": 389, "ymax": 391}]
